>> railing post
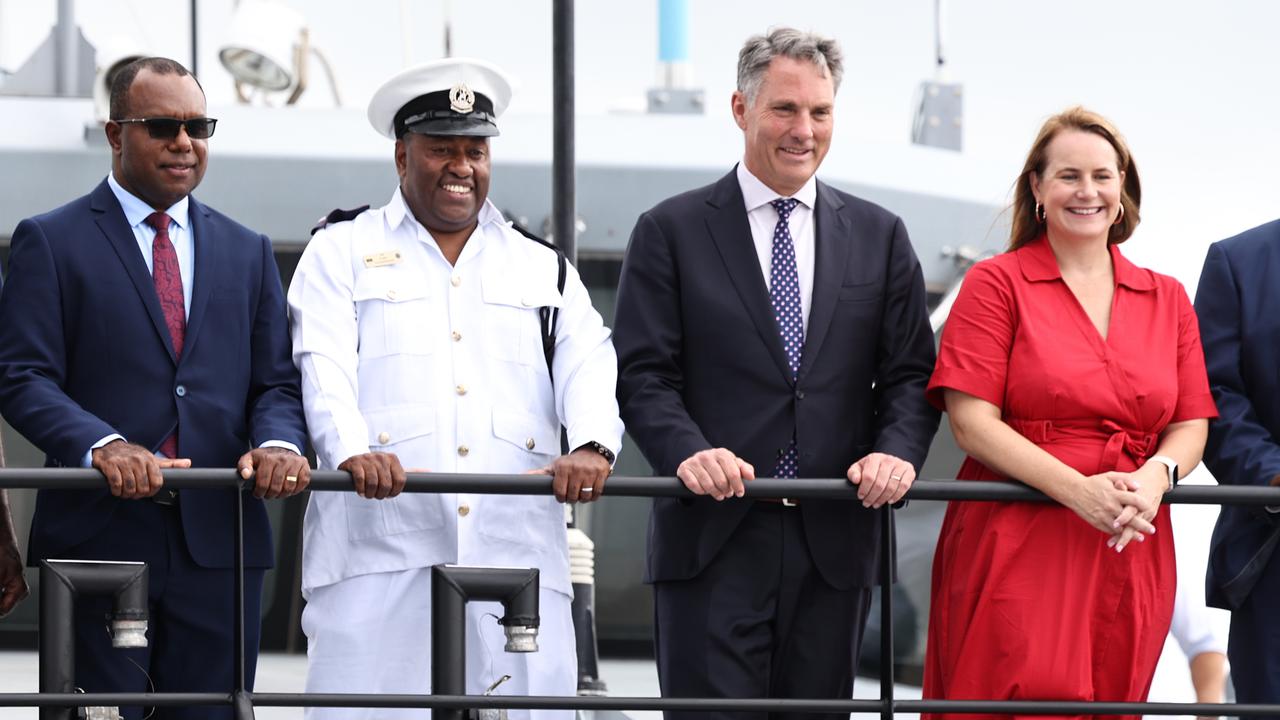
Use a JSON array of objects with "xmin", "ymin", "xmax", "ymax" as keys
[
  {"xmin": 38, "ymin": 559, "xmax": 149, "ymax": 720},
  {"xmin": 233, "ymin": 481, "xmax": 253, "ymax": 719},
  {"xmin": 879, "ymin": 505, "xmax": 895, "ymax": 720},
  {"xmin": 431, "ymin": 565, "xmax": 541, "ymax": 720}
]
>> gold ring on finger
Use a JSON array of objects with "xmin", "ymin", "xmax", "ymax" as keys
[
  {"xmin": 890, "ymin": 475, "xmax": 902, "ymax": 481},
  {"xmin": 286, "ymin": 475, "xmax": 298, "ymax": 484}
]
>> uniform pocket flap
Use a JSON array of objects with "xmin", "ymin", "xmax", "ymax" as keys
[
  {"xmin": 353, "ymin": 273, "xmax": 431, "ymax": 303},
  {"xmin": 364, "ymin": 405, "xmax": 436, "ymax": 447},
  {"xmin": 492, "ymin": 408, "xmax": 559, "ymax": 455}
]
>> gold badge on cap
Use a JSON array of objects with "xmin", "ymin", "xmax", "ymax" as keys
[{"xmin": 449, "ymin": 83, "xmax": 475, "ymax": 114}]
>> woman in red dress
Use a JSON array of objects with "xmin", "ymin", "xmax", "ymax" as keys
[{"xmin": 922, "ymin": 107, "xmax": 1217, "ymax": 719}]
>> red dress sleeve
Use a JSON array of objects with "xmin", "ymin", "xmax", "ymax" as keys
[
  {"xmin": 1171, "ymin": 282, "xmax": 1218, "ymax": 422},
  {"xmin": 927, "ymin": 260, "xmax": 1015, "ymax": 412}
]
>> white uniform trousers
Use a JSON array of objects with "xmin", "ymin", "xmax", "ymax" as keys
[{"xmin": 302, "ymin": 567, "xmax": 576, "ymax": 720}]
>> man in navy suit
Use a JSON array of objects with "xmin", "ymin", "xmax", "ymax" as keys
[
  {"xmin": 0, "ymin": 57, "xmax": 308, "ymax": 719},
  {"xmin": 613, "ymin": 28, "xmax": 938, "ymax": 719},
  {"xmin": 1196, "ymin": 222, "xmax": 1280, "ymax": 711}
]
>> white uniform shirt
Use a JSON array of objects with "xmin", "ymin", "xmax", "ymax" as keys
[
  {"xmin": 737, "ymin": 162, "xmax": 817, "ymax": 331},
  {"xmin": 288, "ymin": 188, "xmax": 623, "ymax": 598}
]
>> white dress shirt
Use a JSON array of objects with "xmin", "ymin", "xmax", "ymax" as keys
[{"xmin": 736, "ymin": 162, "xmax": 818, "ymax": 331}]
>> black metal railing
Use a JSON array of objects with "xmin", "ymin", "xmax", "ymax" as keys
[{"xmin": 2, "ymin": 468, "xmax": 1278, "ymax": 718}]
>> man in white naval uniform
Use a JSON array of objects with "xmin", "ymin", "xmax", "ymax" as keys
[{"xmin": 288, "ymin": 58, "xmax": 623, "ymax": 720}]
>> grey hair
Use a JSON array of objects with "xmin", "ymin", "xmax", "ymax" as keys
[{"xmin": 737, "ymin": 27, "xmax": 843, "ymax": 106}]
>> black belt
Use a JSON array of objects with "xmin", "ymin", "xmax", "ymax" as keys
[{"xmin": 756, "ymin": 497, "xmax": 800, "ymax": 508}]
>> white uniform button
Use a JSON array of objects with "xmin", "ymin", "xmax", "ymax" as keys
[
  {"xmin": 451, "ymin": 331, "xmax": 462, "ymax": 342},
  {"xmin": 525, "ymin": 437, "xmax": 536, "ymax": 450},
  {"xmin": 458, "ymin": 504, "xmax": 470, "ymax": 517},
  {"xmin": 458, "ymin": 445, "xmax": 469, "ymax": 457},
  {"xmin": 456, "ymin": 384, "xmax": 467, "ymax": 396},
  {"xmin": 386, "ymin": 289, "xmax": 398, "ymax": 300},
  {"xmin": 451, "ymin": 275, "xmax": 462, "ymax": 287},
  {"xmin": 377, "ymin": 431, "xmax": 390, "ymax": 444}
]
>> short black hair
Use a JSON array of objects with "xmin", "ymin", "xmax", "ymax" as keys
[{"xmin": 108, "ymin": 57, "xmax": 205, "ymax": 119}]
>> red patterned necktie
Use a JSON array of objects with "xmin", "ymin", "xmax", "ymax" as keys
[{"xmin": 146, "ymin": 212, "xmax": 185, "ymax": 458}]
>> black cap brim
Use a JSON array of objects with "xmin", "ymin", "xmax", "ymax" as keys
[{"xmin": 404, "ymin": 117, "xmax": 500, "ymax": 138}]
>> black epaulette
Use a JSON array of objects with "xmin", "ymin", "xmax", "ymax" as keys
[
  {"xmin": 510, "ymin": 222, "xmax": 567, "ymax": 385},
  {"xmin": 310, "ymin": 205, "xmax": 371, "ymax": 236}
]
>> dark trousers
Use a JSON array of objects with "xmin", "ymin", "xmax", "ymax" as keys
[
  {"xmin": 62, "ymin": 497, "xmax": 264, "ymax": 720},
  {"xmin": 1228, "ymin": 542, "xmax": 1280, "ymax": 718},
  {"xmin": 653, "ymin": 502, "xmax": 874, "ymax": 720}
]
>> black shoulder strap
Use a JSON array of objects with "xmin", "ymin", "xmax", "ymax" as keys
[
  {"xmin": 310, "ymin": 205, "xmax": 370, "ymax": 236},
  {"xmin": 510, "ymin": 222, "xmax": 567, "ymax": 384}
]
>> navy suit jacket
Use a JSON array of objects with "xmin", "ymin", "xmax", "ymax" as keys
[
  {"xmin": 614, "ymin": 169, "xmax": 940, "ymax": 590},
  {"xmin": 1196, "ymin": 220, "xmax": 1280, "ymax": 610},
  {"xmin": 0, "ymin": 179, "xmax": 306, "ymax": 569}
]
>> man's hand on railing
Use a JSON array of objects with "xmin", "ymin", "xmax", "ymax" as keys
[
  {"xmin": 238, "ymin": 447, "xmax": 312, "ymax": 499},
  {"xmin": 338, "ymin": 452, "xmax": 407, "ymax": 500},
  {"xmin": 676, "ymin": 448, "xmax": 754, "ymax": 501},
  {"xmin": 847, "ymin": 452, "xmax": 917, "ymax": 508},
  {"xmin": 543, "ymin": 448, "xmax": 612, "ymax": 504},
  {"xmin": 92, "ymin": 440, "xmax": 191, "ymax": 499}
]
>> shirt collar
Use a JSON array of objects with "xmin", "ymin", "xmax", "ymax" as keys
[
  {"xmin": 386, "ymin": 186, "xmax": 503, "ymax": 233},
  {"xmin": 736, "ymin": 162, "xmax": 817, "ymax": 212},
  {"xmin": 1016, "ymin": 234, "xmax": 1156, "ymax": 292},
  {"xmin": 107, "ymin": 172, "xmax": 190, "ymax": 232}
]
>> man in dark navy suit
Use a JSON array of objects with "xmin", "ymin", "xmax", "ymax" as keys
[
  {"xmin": 1196, "ymin": 222, "xmax": 1280, "ymax": 712},
  {"xmin": 613, "ymin": 27, "xmax": 938, "ymax": 720},
  {"xmin": 0, "ymin": 57, "xmax": 308, "ymax": 719}
]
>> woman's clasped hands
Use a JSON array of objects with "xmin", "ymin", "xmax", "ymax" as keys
[{"xmin": 1068, "ymin": 464, "xmax": 1168, "ymax": 552}]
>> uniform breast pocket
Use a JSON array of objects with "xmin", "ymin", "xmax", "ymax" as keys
[
  {"xmin": 480, "ymin": 273, "xmax": 561, "ymax": 366},
  {"xmin": 352, "ymin": 273, "xmax": 435, "ymax": 357},
  {"xmin": 479, "ymin": 408, "xmax": 562, "ymax": 546},
  {"xmin": 344, "ymin": 405, "xmax": 444, "ymax": 541}
]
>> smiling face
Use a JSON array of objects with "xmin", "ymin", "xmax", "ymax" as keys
[
  {"xmin": 105, "ymin": 68, "xmax": 208, "ymax": 211},
  {"xmin": 732, "ymin": 56, "xmax": 834, "ymax": 197},
  {"xmin": 1030, "ymin": 129, "xmax": 1126, "ymax": 245},
  {"xmin": 396, "ymin": 133, "xmax": 491, "ymax": 241}
]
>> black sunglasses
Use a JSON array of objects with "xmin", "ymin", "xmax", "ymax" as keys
[{"xmin": 114, "ymin": 117, "xmax": 218, "ymax": 140}]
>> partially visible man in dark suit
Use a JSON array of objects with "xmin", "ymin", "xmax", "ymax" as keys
[
  {"xmin": 0, "ymin": 57, "xmax": 308, "ymax": 719},
  {"xmin": 1196, "ymin": 221, "xmax": 1280, "ymax": 711},
  {"xmin": 613, "ymin": 27, "xmax": 939, "ymax": 719}
]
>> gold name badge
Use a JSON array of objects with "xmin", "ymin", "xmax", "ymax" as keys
[{"xmin": 363, "ymin": 251, "xmax": 402, "ymax": 268}]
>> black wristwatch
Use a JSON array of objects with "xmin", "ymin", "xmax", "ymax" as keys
[{"xmin": 575, "ymin": 440, "xmax": 616, "ymax": 465}]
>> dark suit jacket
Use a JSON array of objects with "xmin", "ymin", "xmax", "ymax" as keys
[
  {"xmin": 0, "ymin": 179, "xmax": 306, "ymax": 569},
  {"xmin": 1195, "ymin": 220, "xmax": 1280, "ymax": 611},
  {"xmin": 614, "ymin": 169, "xmax": 940, "ymax": 590}
]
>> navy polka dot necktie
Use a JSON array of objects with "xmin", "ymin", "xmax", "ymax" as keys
[{"xmin": 769, "ymin": 198, "xmax": 803, "ymax": 478}]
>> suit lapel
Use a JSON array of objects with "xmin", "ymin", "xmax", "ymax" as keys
[
  {"xmin": 183, "ymin": 197, "xmax": 215, "ymax": 361},
  {"xmin": 705, "ymin": 171, "xmax": 793, "ymax": 384},
  {"xmin": 90, "ymin": 181, "xmax": 178, "ymax": 364},
  {"xmin": 799, "ymin": 180, "xmax": 850, "ymax": 380}
]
